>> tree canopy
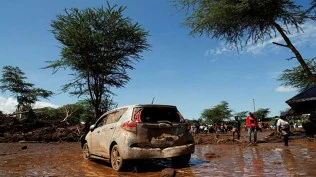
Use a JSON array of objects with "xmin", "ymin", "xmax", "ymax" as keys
[
  {"xmin": 174, "ymin": 0, "xmax": 316, "ymax": 83},
  {"xmin": 46, "ymin": 3, "xmax": 150, "ymax": 119},
  {"xmin": 35, "ymin": 101, "xmax": 95, "ymax": 125},
  {"xmin": 235, "ymin": 111, "xmax": 248, "ymax": 118},
  {"xmin": 253, "ymin": 108, "xmax": 270, "ymax": 120},
  {"xmin": 201, "ymin": 101, "xmax": 232, "ymax": 124},
  {"xmin": 0, "ymin": 66, "xmax": 53, "ymax": 115},
  {"xmin": 279, "ymin": 58, "xmax": 316, "ymax": 92}
]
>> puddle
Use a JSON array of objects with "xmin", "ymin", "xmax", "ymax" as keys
[{"xmin": 0, "ymin": 141, "xmax": 316, "ymax": 176}]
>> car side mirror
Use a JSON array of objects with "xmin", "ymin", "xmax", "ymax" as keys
[{"xmin": 90, "ymin": 124, "xmax": 96, "ymax": 131}]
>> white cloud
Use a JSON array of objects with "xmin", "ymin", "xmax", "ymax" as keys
[
  {"xmin": 33, "ymin": 101, "xmax": 59, "ymax": 109},
  {"xmin": 0, "ymin": 97, "xmax": 18, "ymax": 114},
  {"xmin": 0, "ymin": 96, "xmax": 59, "ymax": 114},
  {"xmin": 205, "ymin": 42, "xmax": 231, "ymax": 56},
  {"xmin": 275, "ymin": 86, "xmax": 297, "ymax": 93},
  {"xmin": 205, "ymin": 21, "xmax": 316, "ymax": 56}
]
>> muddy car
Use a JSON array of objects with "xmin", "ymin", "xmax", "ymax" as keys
[{"xmin": 81, "ymin": 104, "xmax": 195, "ymax": 171}]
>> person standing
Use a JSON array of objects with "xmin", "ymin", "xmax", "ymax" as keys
[
  {"xmin": 277, "ymin": 116, "xmax": 291, "ymax": 146},
  {"xmin": 246, "ymin": 112, "xmax": 258, "ymax": 144},
  {"xmin": 232, "ymin": 116, "xmax": 241, "ymax": 141}
]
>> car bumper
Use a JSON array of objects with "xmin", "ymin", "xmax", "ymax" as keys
[{"xmin": 121, "ymin": 144, "xmax": 195, "ymax": 159}]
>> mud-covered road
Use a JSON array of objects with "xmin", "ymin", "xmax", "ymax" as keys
[{"xmin": 1, "ymin": 134, "xmax": 316, "ymax": 176}]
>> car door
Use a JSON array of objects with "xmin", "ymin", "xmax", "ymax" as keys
[
  {"xmin": 98, "ymin": 108, "xmax": 127, "ymax": 158},
  {"xmin": 90, "ymin": 115, "xmax": 107, "ymax": 156}
]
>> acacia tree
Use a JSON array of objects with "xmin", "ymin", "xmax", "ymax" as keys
[
  {"xmin": 175, "ymin": 0, "xmax": 316, "ymax": 83},
  {"xmin": 0, "ymin": 66, "xmax": 53, "ymax": 116},
  {"xmin": 279, "ymin": 58, "xmax": 316, "ymax": 91},
  {"xmin": 46, "ymin": 4, "xmax": 150, "ymax": 119},
  {"xmin": 201, "ymin": 101, "xmax": 232, "ymax": 124},
  {"xmin": 253, "ymin": 108, "xmax": 270, "ymax": 120},
  {"xmin": 235, "ymin": 111, "xmax": 248, "ymax": 118}
]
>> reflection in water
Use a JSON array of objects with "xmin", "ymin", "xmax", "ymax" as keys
[
  {"xmin": 280, "ymin": 148, "xmax": 297, "ymax": 175},
  {"xmin": 1, "ymin": 143, "xmax": 316, "ymax": 176},
  {"xmin": 243, "ymin": 147, "xmax": 264, "ymax": 175},
  {"xmin": 231, "ymin": 147, "xmax": 245, "ymax": 174}
]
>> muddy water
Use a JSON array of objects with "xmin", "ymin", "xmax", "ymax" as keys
[{"xmin": 0, "ymin": 141, "xmax": 316, "ymax": 176}]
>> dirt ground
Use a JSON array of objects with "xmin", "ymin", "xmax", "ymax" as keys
[
  {"xmin": 1, "ymin": 129, "xmax": 316, "ymax": 177},
  {"xmin": 194, "ymin": 128, "xmax": 288, "ymax": 145}
]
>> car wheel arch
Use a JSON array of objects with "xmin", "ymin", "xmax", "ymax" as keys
[
  {"xmin": 109, "ymin": 141, "xmax": 118, "ymax": 155},
  {"xmin": 80, "ymin": 134, "xmax": 87, "ymax": 148}
]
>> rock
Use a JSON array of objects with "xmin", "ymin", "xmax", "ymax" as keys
[
  {"xmin": 21, "ymin": 145, "xmax": 27, "ymax": 150},
  {"xmin": 273, "ymin": 161, "xmax": 282, "ymax": 165},
  {"xmin": 160, "ymin": 168, "xmax": 176, "ymax": 177}
]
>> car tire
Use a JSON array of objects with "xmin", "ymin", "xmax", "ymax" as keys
[
  {"xmin": 82, "ymin": 143, "xmax": 91, "ymax": 160},
  {"xmin": 171, "ymin": 154, "xmax": 191, "ymax": 167},
  {"xmin": 111, "ymin": 145, "xmax": 124, "ymax": 171}
]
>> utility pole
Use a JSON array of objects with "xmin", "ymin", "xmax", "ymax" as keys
[{"xmin": 253, "ymin": 98, "xmax": 256, "ymax": 113}]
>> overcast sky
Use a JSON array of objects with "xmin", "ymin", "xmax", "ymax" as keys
[{"xmin": 0, "ymin": 0, "xmax": 315, "ymax": 118}]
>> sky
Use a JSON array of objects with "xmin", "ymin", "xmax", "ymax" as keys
[{"xmin": 0, "ymin": 0, "xmax": 315, "ymax": 119}]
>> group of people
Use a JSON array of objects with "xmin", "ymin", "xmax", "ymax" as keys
[
  {"xmin": 242, "ymin": 112, "xmax": 290, "ymax": 146},
  {"xmin": 191, "ymin": 112, "xmax": 291, "ymax": 146},
  {"xmin": 190, "ymin": 124, "xmax": 214, "ymax": 134},
  {"xmin": 191, "ymin": 122, "xmax": 229, "ymax": 134}
]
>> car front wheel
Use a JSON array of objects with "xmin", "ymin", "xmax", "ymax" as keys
[{"xmin": 111, "ymin": 145, "xmax": 124, "ymax": 171}]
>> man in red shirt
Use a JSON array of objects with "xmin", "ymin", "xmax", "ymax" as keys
[{"xmin": 246, "ymin": 112, "xmax": 259, "ymax": 144}]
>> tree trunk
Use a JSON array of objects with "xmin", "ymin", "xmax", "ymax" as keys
[{"xmin": 273, "ymin": 22, "xmax": 316, "ymax": 83}]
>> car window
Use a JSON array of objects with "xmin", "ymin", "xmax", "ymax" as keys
[
  {"xmin": 140, "ymin": 107, "xmax": 180, "ymax": 122},
  {"xmin": 105, "ymin": 108, "xmax": 127, "ymax": 125},
  {"xmin": 95, "ymin": 114, "xmax": 108, "ymax": 128}
]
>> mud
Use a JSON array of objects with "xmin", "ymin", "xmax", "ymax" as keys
[
  {"xmin": 1, "ymin": 135, "xmax": 316, "ymax": 177},
  {"xmin": 193, "ymin": 129, "xmax": 275, "ymax": 145},
  {"xmin": 0, "ymin": 116, "xmax": 83, "ymax": 143}
]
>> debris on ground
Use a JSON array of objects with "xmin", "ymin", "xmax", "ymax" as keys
[
  {"xmin": 0, "ymin": 116, "xmax": 83, "ymax": 143},
  {"xmin": 204, "ymin": 153, "xmax": 220, "ymax": 159},
  {"xmin": 260, "ymin": 132, "xmax": 283, "ymax": 143},
  {"xmin": 193, "ymin": 133, "xmax": 245, "ymax": 145},
  {"xmin": 160, "ymin": 168, "xmax": 176, "ymax": 177}
]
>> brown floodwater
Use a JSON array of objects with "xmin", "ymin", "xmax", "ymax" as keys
[{"xmin": 0, "ymin": 140, "xmax": 316, "ymax": 176}]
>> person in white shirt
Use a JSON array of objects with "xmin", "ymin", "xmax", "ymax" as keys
[{"xmin": 276, "ymin": 116, "xmax": 291, "ymax": 146}]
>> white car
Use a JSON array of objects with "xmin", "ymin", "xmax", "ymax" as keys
[{"xmin": 81, "ymin": 104, "xmax": 195, "ymax": 171}]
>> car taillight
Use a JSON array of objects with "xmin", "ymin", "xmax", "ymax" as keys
[
  {"xmin": 122, "ymin": 109, "xmax": 142, "ymax": 133},
  {"xmin": 134, "ymin": 110, "xmax": 142, "ymax": 122},
  {"xmin": 121, "ymin": 121, "xmax": 137, "ymax": 133}
]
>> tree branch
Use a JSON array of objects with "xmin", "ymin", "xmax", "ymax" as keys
[
  {"xmin": 286, "ymin": 57, "xmax": 297, "ymax": 61},
  {"xmin": 272, "ymin": 42, "xmax": 288, "ymax": 48}
]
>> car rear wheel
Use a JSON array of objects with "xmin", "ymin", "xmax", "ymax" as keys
[
  {"xmin": 172, "ymin": 154, "xmax": 191, "ymax": 167},
  {"xmin": 111, "ymin": 145, "xmax": 124, "ymax": 171},
  {"xmin": 82, "ymin": 143, "xmax": 90, "ymax": 160}
]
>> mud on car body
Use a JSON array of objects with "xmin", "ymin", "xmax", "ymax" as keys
[{"xmin": 81, "ymin": 104, "xmax": 195, "ymax": 171}]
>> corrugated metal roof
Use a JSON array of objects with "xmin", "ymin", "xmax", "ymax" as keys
[
  {"xmin": 286, "ymin": 85, "xmax": 316, "ymax": 103},
  {"xmin": 286, "ymin": 85, "xmax": 316, "ymax": 114}
]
